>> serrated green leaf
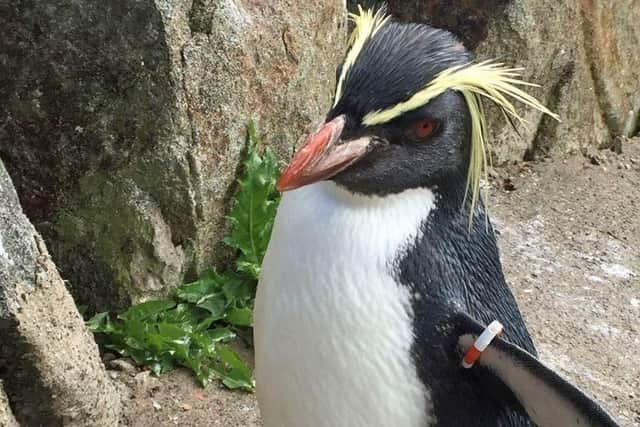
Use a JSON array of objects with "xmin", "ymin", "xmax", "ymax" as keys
[
  {"xmin": 146, "ymin": 333, "xmax": 169, "ymax": 352},
  {"xmin": 157, "ymin": 322, "xmax": 190, "ymax": 343},
  {"xmin": 122, "ymin": 318, "xmax": 149, "ymax": 346},
  {"xmin": 235, "ymin": 260, "xmax": 262, "ymax": 280},
  {"xmin": 123, "ymin": 335, "xmax": 147, "ymax": 352},
  {"xmin": 194, "ymin": 316, "xmax": 217, "ymax": 332},
  {"xmin": 197, "ymin": 295, "xmax": 226, "ymax": 319},
  {"xmin": 226, "ymin": 307, "xmax": 253, "ymax": 327},
  {"xmin": 206, "ymin": 327, "xmax": 236, "ymax": 342},
  {"xmin": 217, "ymin": 345, "xmax": 254, "ymax": 391},
  {"xmin": 161, "ymin": 303, "xmax": 209, "ymax": 328},
  {"xmin": 224, "ymin": 123, "xmax": 280, "ymax": 280},
  {"xmin": 86, "ymin": 312, "xmax": 114, "ymax": 333},
  {"xmin": 221, "ymin": 271, "xmax": 255, "ymax": 303},
  {"xmin": 176, "ymin": 269, "xmax": 222, "ymax": 303},
  {"xmin": 119, "ymin": 300, "xmax": 176, "ymax": 322}
]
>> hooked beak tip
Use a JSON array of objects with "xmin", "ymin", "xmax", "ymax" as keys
[{"xmin": 276, "ymin": 115, "xmax": 350, "ymax": 192}]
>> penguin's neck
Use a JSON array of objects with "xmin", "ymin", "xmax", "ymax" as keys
[
  {"xmin": 268, "ymin": 181, "xmax": 439, "ymax": 280},
  {"xmin": 396, "ymin": 176, "xmax": 537, "ymax": 354}
]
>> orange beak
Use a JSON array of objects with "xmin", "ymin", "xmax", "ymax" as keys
[{"xmin": 276, "ymin": 115, "xmax": 371, "ymax": 192}]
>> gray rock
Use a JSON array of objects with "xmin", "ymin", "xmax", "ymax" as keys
[
  {"xmin": 0, "ymin": 0, "xmax": 346, "ymax": 310},
  {"xmin": 475, "ymin": 1, "xmax": 611, "ymax": 161},
  {"xmin": 0, "ymin": 160, "xmax": 121, "ymax": 426},
  {"xmin": 0, "ymin": 381, "xmax": 18, "ymax": 427},
  {"xmin": 353, "ymin": 1, "xmax": 639, "ymax": 161},
  {"xmin": 580, "ymin": 1, "xmax": 640, "ymax": 140},
  {"xmin": 108, "ymin": 358, "xmax": 138, "ymax": 375}
]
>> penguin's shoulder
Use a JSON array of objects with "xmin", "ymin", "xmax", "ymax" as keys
[{"xmin": 399, "ymin": 203, "xmax": 536, "ymax": 351}]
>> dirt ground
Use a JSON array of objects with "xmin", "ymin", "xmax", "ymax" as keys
[{"xmin": 113, "ymin": 140, "xmax": 640, "ymax": 427}]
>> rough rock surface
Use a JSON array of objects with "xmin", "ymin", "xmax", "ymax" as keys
[
  {"xmin": 0, "ymin": 160, "xmax": 121, "ymax": 425},
  {"xmin": 0, "ymin": 0, "xmax": 346, "ymax": 310},
  {"xmin": 353, "ymin": 0, "xmax": 640, "ymax": 161},
  {"xmin": 0, "ymin": 381, "xmax": 18, "ymax": 427}
]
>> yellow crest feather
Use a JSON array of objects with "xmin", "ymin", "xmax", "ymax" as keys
[
  {"xmin": 333, "ymin": 6, "xmax": 390, "ymax": 107},
  {"xmin": 363, "ymin": 60, "xmax": 560, "ymax": 228}
]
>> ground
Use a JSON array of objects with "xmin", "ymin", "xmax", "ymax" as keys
[{"xmin": 112, "ymin": 141, "xmax": 640, "ymax": 427}]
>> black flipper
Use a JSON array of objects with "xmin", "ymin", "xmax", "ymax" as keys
[{"xmin": 453, "ymin": 312, "xmax": 620, "ymax": 427}]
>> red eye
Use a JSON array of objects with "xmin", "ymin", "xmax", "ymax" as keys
[{"xmin": 412, "ymin": 119, "xmax": 437, "ymax": 140}]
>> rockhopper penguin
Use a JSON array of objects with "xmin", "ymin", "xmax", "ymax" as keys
[{"xmin": 254, "ymin": 7, "xmax": 620, "ymax": 427}]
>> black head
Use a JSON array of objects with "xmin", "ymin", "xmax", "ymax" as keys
[
  {"xmin": 277, "ymin": 15, "xmax": 475, "ymax": 199},
  {"xmin": 328, "ymin": 21, "xmax": 474, "ymax": 196}
]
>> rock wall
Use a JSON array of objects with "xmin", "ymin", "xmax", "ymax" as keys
[
  {"xmin": 0, "ymin": 382, "xmax": 19, "ymax": 427},
  {"xmin": 0, "ymin": 0, "xmax": 345, "ymax": 311},
  {"xmin": 375, "ymin": 0, "xmax": 640, "ymax": 160},
  {"xmin": 0, "ymin": 160, "xmax": 120, "ymax": 425}
]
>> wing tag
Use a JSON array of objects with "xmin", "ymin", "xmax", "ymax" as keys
[{"xmin": 461, "ymin": 320, "xmax": 503, "ymax": 368}]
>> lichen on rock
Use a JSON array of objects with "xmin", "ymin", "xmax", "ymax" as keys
[{"xmin": 0, "ymin": 0, "xmax": 346, "ymax": 310}]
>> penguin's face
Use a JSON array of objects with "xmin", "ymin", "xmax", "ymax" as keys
[
  {"xmin": 329, "ymin": 91, "xmax": 471, "ymax": 196},
  {"xmin": 277, "ymin": 21, "xmax": 473, "ymax": 196}
]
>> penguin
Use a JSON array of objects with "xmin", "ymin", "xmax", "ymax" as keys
[{"xmin": 254, "ymin": 7, "xmax": 620, "ymax": 427}]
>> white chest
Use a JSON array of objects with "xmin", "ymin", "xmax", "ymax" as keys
[{"xmin": 254, "ymin": 182, "xmax": 436, "ymax": 427}]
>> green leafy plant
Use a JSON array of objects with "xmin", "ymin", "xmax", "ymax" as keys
[{"xmin": 88, "ymin": 122, "xmax": 280, "ymax": 390}]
